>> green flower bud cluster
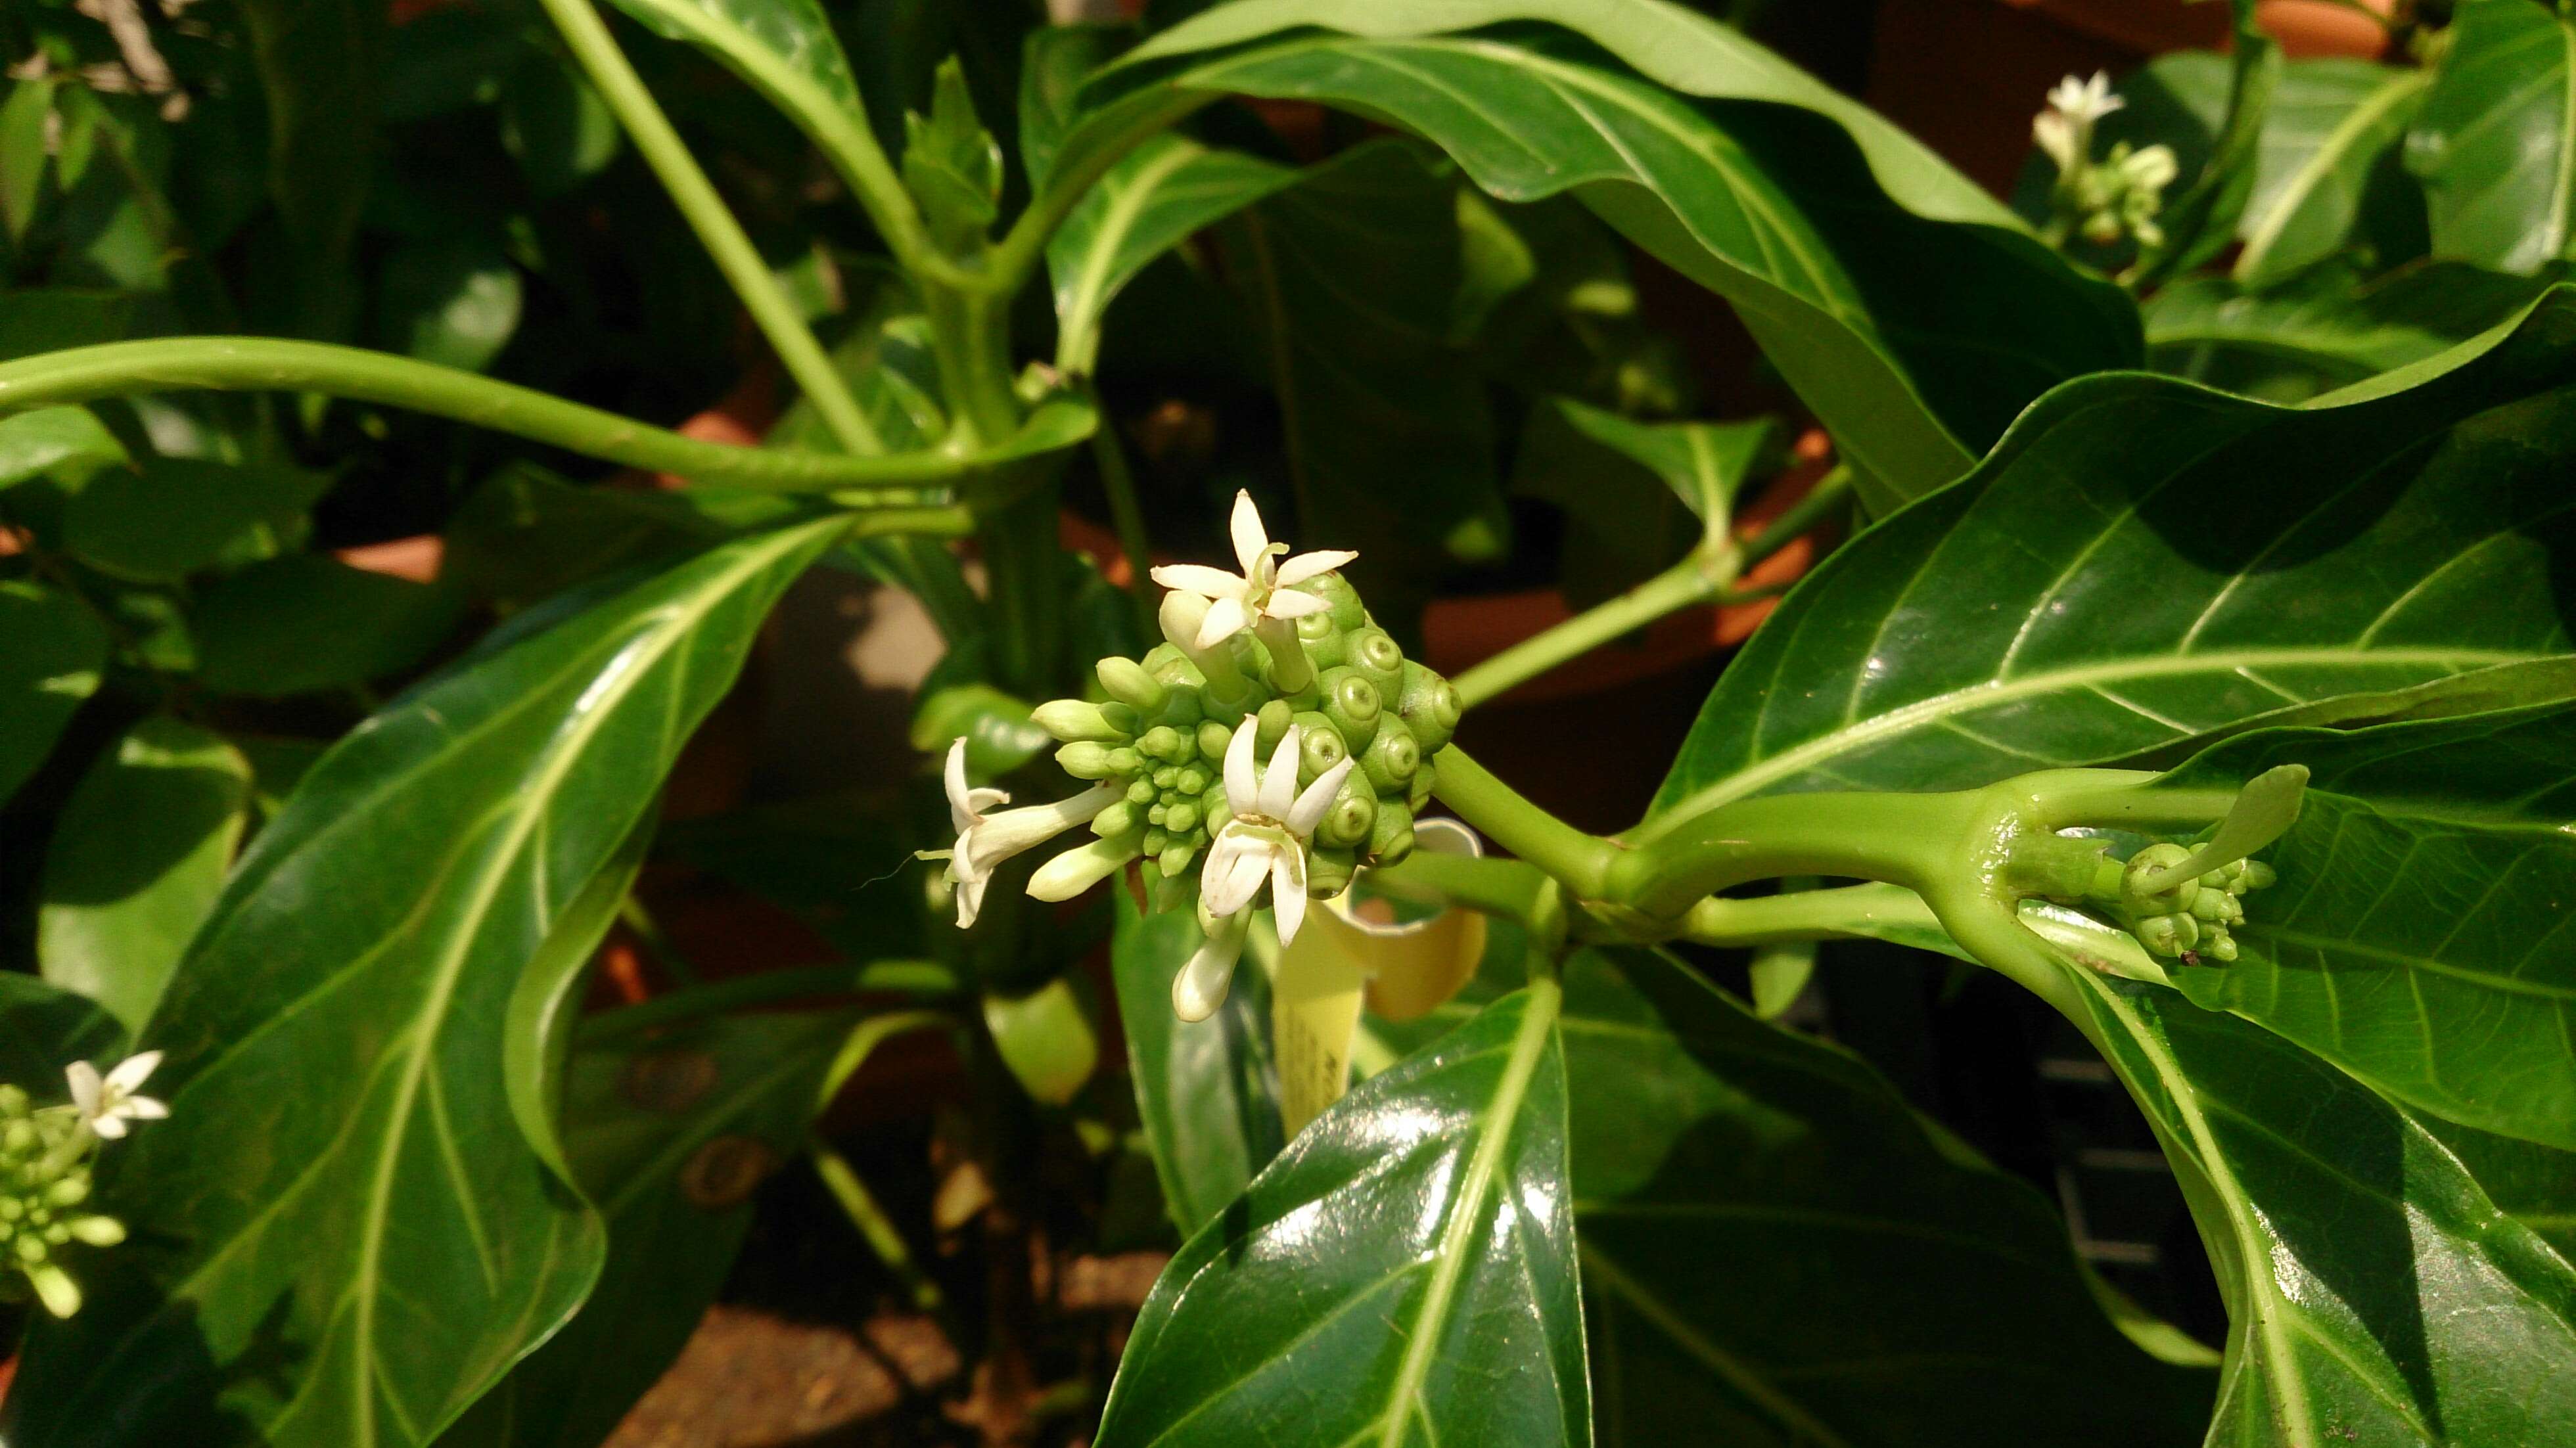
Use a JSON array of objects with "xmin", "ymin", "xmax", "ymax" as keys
[
  {"xmin": 0, "ymin": 1085, "xmax": 125, "ymax": 1318},
  {"xmin": 2107, "ymin": 843, "xmax": 2275, "ymax": 962},
  {"xmin": 1032, "ymin": 571, "xmax": 1460, "ymax": 901}
]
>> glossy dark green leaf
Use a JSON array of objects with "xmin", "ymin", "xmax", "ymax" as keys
[
  {"xmin": 499, "ymin": 58, "xmax": 621, "ymax": 198},
  {"xmin": 911, "ymin": 681, "xmax": 1050, "ymax": 776},
  {"xmin": 1076, "ymin": 0, "xmax": 2138, "ymax": 503},
  {"xmin": 442, "ymin": 1003, "xmax": 856, "ymax": 1448},
  {"xmin": 64, "ymin": 457, "xmax": 331, "ymax": 582},
  {"xmin": 239, "ymin": 0, "xmax": 386, "ymax": 336},
  {"xmin": 193, "ymin": 554, "xmax": 467, "ymax": 696},
  {"xmin": 2134, "ymin": 0, "xmax": 2276, "ymax": 286},
  {"xmin": 2412, "ymin": 0, "xmax": 2576, "ymax": 274},
  {"xmin": 2148, "ymin": 705, "xmax": 2576, "ymax": 1148},
  {"xmin": 2232, "ymin": 59, "xmax": 2426, "ymax": 286},
  {"xmin": 1046, "ymin": 133, "xmax": 1297, "ymax": 375},
  {"xmin": 1096, "ymin": 984, "xmax": 1584, "ymax": 1448},
  {"xmin": 4, "ymin": 518, "xmax": 848, "ymax": 1448},
  {"xmin": 0, "ymin": 288, "xmax": 131, "ymax": 359},
  {"xmin": 0, "ymin": 405, "xmax": 129, "ymax": 491},
  {"xmin": 440, "ymin": 463, "xmax": 711, "ymax": 607},
  {"xmin": 1372, "ymin": 947, "xmax": 2213, "ymax": 1446},
  {"xmin": 1644, "ymin": 286, "xmax": 2576, "ymax": 838},
  {"xmin": 2146, "ymin": 262, "xmax": 2553, "ymax": 401},
  {"xmin": 2061, "ymin": 968, "xmax": 2576, "ymax": 1448},
  {"xmin": 1220, "ymin": 139, "xmax": 1507, "ymax": 587},
  {"xmin": 1511, "ymin": 397, "xmax": 1776, "ymax": 602},
  {"xmin": 377, "ymin": 237, "xmax": 525, "ymax": 374},
  {"xmin": 1108, "ymin": 888, "xmax": 1281, "ymax": 1234},
  {"xmin": 0, "ymin": 581, "xmax": 108, "ymax": 809},
  {"xmin": 38, "ymin": 717, "xmax": 252, "ymax": 1036},
  {"xmin": 0, "ymin": 973, "xmax": 124, "ymax": 1091}
]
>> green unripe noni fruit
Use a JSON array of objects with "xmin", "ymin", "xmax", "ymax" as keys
[
  {"xmin": 1297, "ymin": 610, "xmax": 1347, "ymax": 669},
  {"xmin": 1360, "ymin": 720, "xmax": 1421, "ymax": 793},
  {"xmin": 1316, "ymin": 667, "xmax": 1382, "ymax": 748},
  {"xmin": 1345, "ymin": 627, "xmax": 1405, "ymax": 698},
  {"xmin": 1254, "ymin": 698, "xmax": 1294, "ymax": 754},
  {"xmin": 1396, "ymin": 661, "xmax": 1461, "ymax": 754},
  {"xmin": 1293, "ymin": 571, "xmax": 1367, "ymax": 632},
  {"xmin": 2123, "ymin": 844, "xmax": 2200, "ymax": 914},
  {"xmin": 1291, "ymin": 711, "xmax": 1349, "ymax": 782},
  {"xmin": 1408, "ymin": 759, "xmax": 1437, "ymax": 811},
  {"xmin": 1197, "ymin": 720, "xmax": 1234, "ymax": 762},
  {"xmin": 1308, "ymin": 845, "xmax": 1358, "ymax": 897},
  {"xmin": 1312, "ymin": 777, "xmax": 1377, "ymax": 849},
  {"xmin": 1367, "ymin": 797, "xmax": 1417, "ymax": 865}
]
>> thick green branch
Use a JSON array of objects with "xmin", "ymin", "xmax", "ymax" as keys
[
  {"xmin": 0, "ymin": 340, "xmax": 972, "ymax": 495},
  {"xmin": 1668, "ymin": 881, "xmax": 1941, "ymax": 947},
  {"xmin": 1426, "ymin": 746, "xmax": 1622, "ymax": 900},
  {"xmin": 537, "ymin": 0, "xmax": 880, "ymax": 454},
  {"xmin": 983, "ymin": 93, "xmax": 1217, "ymax": 300},
  {"xmin": 1607, "ymin": 788, "xmax": 1980, "ymax": 919}
]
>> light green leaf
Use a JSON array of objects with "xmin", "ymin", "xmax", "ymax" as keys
[
  {"xmin": 38, "ymin": 717, "xmax": 252, "ymax": 1036},
  {"xmin": 0, "ymin": 581, "xmax": 109, "ymax": 809},
  {"xmin": 3, "ymin": 518, "xmax": 848, "ymax": 1448},
  {"xmin": 1645, "ymin": 286, "xmax": 2576, "ymax": 840},
  {"xmin": 0, "ymin": 405, "xmax": 129, "ymax": 490},
  {"xmin": 2233, "ymin": 60, "xmax": 2427, "ymax": 286},
  {"xmin": 2412, "ymin": 0, "xmax": 2576, "ymax": 274},
  {"xmin": 1069, "ymin": 2, "xmax": 2137, "ymax": 506},
  {"xmin": 1511, "ymin": 397, "xmax": 1776, "ymax": 601},
  {"xmin": 1, "ymin": 76, "xmax": 55, "ymax": 243},
  {"xmin": 1047, "ymin": 134, "xmax": 1297, "ymax": 376},
  {"xmin": 2134, "ymin": 0, "xmax": 2277, "ymax": 286},
  {"xmin": 193, "ymin": 554, "xmax": 467, "ymax": 696},
  {"xmin": 2064, "ymin": 970, "xmax": 2576, "ymax": 1448},
  {"xmin": 1096, "ymin": 983, "xmax": 1584, "ymax": 1448},
  {"xmin": 1368, "ymin": 946, "xmax": 2213, "ymax": 1445},
  {"xmin": 605, "ymin": 0, "xmax": 863, "ymax": 130},
  {"xmin": 499, "ymin": 57, "xmax": 622, "ymax": 198},
  {"xmin": 984, "ymin": 976, "xmax": 1099, "ymax": 1107},
  {"xmin": 377, "ymin": 237, "xmax": 525, "ymax": 374}
]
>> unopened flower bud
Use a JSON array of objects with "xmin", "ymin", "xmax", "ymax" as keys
[
  {"xmin": 1057, "ymin": 742, "xmax": 1116, "ymax": 779},
  {"xmin": 1097, "ymin": 656, "xmax": 1168, "ymax": 714},
  {"xmin": 1033, "ymin": 700, "xmax": 1124, "ymax": 743}
]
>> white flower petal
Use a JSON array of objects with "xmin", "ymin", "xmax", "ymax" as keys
[
  {"xmin": 121, "ymin": 1096, "xmax": 168, "ymax": 1121},
  {"xmin": 1195, "ymin": 595, "xmax": 1251, "ymax": 651},
  {"xmin": 1201, "ymin": 830, "xmax": 1272, "ymax": 917},
  {"xmin": 104, "ymin": 1051, "xmax": 162, "ymax": 1095},
  {"xmin": 1287, "ymin": 756, "xmax": 1357, "ymax": 838},
  {"xmin": 1149, "ymin": 563, "xmax": 1250, "ymax": 601},
  {"xmin": 1260, "ymin": 589, "xmax": 1330, "ymax": 620},
  {"xmin": 1272, "ymin": 549, "xmax": 1358, "ymax": 588},
  {"xmin": 954, "ymin": 870, "xmax": 990, "ymax": 928},
  {"xmin": 2033, "ymin": 112, "xmax": 2075, "ymax": 171},
  {"xmin": 1228, "ymin": 489, "xmax": 1270, "ymax": 578},
  {"xmin": 1260, "ymin": 729, "xmax": 1301, "ymax": 820},
  {"xmin": 91, "ymin": 1113, "xmax": 126, "ymax": 1141},
  {"xmin": 1270, "ymin": 850, "xmax": 1308, "ymax": 945},
  {"xmin": 1224, "ymin": 717, "xmax": 1260, "ymax": 811},
  {"xmin": 66, "ymin": 1060, "xmax": 101, "ymax": 1119},
  {"xmin": 964, "ymin": 785, "xmax": 1120, "ymax": 876},
  {"xmin": 1173, "ymin": 917, "xmax": 1248, "ymax": 1023},
  {"xmin": 943, "ymin": 739, "xmax": 977, "ymax": 832}
]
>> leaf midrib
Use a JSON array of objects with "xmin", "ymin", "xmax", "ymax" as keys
[
  {"xmin": 2237, "ymin": 70, "xmax": 2427, "ymax": 279},
  {"xmin": 1642, "ymin": 645, "xmax": 2539, "ymax": 842}
]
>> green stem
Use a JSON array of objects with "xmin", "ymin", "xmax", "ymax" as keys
[
  {"xmin": 1367, "ymin": 849, "xmax": 1566, "ymax": 953},
  {"xmin": 923, "ymin": 282, "xmax": 1021, "ymax": 449},
  {"xmin": 600, "ymin": 0, "xmax": 944, "ymax": 286},
  {"xmin": 1087, "ymin": 422, "xmax": 1158, "ymax": 639},
  {"xmin": 0, "ymin": 339, "xmax": 962, "ymax": 494},
  {"xmin": 576, "ymin": 960, "xmax": 960, "ymax": 1043},
  {"xmin": 536, "ymin": 0, "xmax": 879, "ymax": 455},
  {"xmin": 980, "ymin": 479, "xmax": 1068, "ymax": 695},
  {"xmin": 1738, "ymin": 463, "xmax": 1853, "ymax": 570},
  {"xmin": 810, "ymin": 1135, "xmax": 946, "ymax": 1311},
  {"xmin": 1452, "ymin": 551, "xmax": 1736, "ymax": 709},
  {"xmin": 1609, "ymin": 788, "xmax": 1979, "ymax": 919},
  {"xmin": 982, "ymin": 94, "xmax": 1218, "ymax": 301},
  {"xmin": 1668, "ymin": 881, "xmax": 1939, "ymax": 947},
  {"xmin": 1426, "ymin": 746, "xmax": 1622, "ymax": 900}
]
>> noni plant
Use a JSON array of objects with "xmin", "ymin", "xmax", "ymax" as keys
[{"xmin": 1, "ymin": 1, "xmax": 2573, "ymax": 1446}]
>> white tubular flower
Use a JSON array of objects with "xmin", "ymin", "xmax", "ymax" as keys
[
  {"xmin": 922, "ymin": 738, "xmax": 1118, "ymax": 928},
  {"xmin": 1172, "ymin": 909, "xmax": 1252, "ymax": 1024},
  {"xmin": 1205, "ymin": 720, "xmax": 1358, "ymax": 942},
  {"xmin": 67, "ymin": 1052, "xmax": 166, "ymax": 1141},
  {"xmin": 2035, "ymin": 70, "xmax": 2122, "ymax": 171},
  {"xmin": 1149, "ymin": 489, "xmax": 1356, "ymax": 652}
]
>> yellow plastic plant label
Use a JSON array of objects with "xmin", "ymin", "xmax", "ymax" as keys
[{"xmin": 1272, "ymin": 820, "xmax": 1488, "ymax": 1137}]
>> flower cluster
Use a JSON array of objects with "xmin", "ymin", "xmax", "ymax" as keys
[
  {"xmin": 0, "ymin": 1052, "xmax": 166, "ymax": 1317},
  {"xmin": 2111, "ymin": 844, "xmax": 2274, "ymax": 962},
  {"xmin": 927, "ymin": 491, "xmax": 1460, "ymax": 1021},
  {"xmin": 2034, "ymin": 71, "xmax": 2180, "ymax": 248}
]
